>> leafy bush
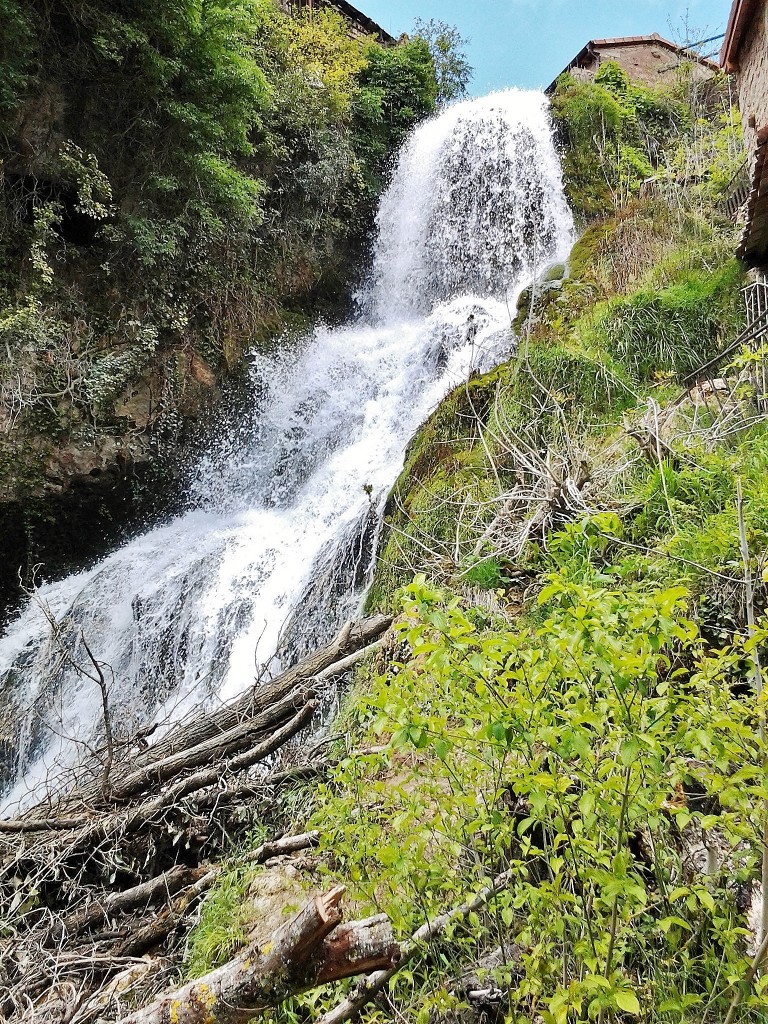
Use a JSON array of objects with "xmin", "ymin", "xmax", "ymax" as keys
[
  {"xmin": 354, "ymin": 37, "xmax": 436, "ymax": 188},
  {"xmin": 312, "ymin": 568, "xmax": 768, "ymax": 1022},
  {"xmin": 551, "ymin": 63, "xmax": 687, "ymax": 220},
  {"xmin": 628, "ymin": 428, "xmax": 768, "ymax": 584}
]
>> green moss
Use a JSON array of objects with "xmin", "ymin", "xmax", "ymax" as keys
[
  {"xmin": 185, "ymin": 866, "xmax": 253, "ymax": 979},
  {"xmin": 367, "ymin": 341, "xmax": 637, "ymax": 609}
]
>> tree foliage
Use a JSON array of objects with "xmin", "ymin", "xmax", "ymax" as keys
[
  {"xmin": 0, "ymin": 0, "xmax": 438, "ymax": 499},
  {"xmin": 413, "ymin": 18, "xmax": 473, "ymax": 105},
  {"xmin": 354, "ymin": 37, "xmax": 437, "ymax": 184}
]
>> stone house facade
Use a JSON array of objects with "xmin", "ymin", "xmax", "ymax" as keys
[
  {"xmin": 722, "ymin": 1, "xmax": 768, "ymax": 163},
  {"xmin": 545, "ymin": 34, "xmax": 717, "ymax": 94},
  {"xmin": 721, "ymin": 0, "xmax": 768, "ymax": 265},
  {"xmin": 277, "ymin": 0, "xmax": 393, "ymax": 43}
]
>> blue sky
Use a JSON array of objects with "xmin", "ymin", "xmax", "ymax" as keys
[{"xmin": 361, "ymin": 0, "xmax": 733, "ymax": 95}]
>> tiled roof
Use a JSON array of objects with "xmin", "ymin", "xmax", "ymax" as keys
[
  {"xmin": 545, "ymin": 33, "xmax": 719, "ymax": 94},
  {"xmin": 721, "ymin": 0, "xmax": 759, "ymax": 72},
  {"xmin": 591, "ymin": 33, "xmax": 718, "ymax": 68}
]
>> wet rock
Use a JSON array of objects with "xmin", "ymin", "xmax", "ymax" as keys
[{"xmin": 543, "ymin": 261, "xmax": 567, "ymax": 283}]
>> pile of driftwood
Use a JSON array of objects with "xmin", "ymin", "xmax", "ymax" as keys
[{"xmin": 0, "ymin": 615, "xmax": 396, "ymax": 1023}]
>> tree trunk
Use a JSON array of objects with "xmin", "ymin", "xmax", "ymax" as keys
[{"xmin": 117, "ymin": 889, "xmax": 399, "ymax": 1024}]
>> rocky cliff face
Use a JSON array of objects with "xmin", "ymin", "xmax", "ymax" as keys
[{"xmin": 0, "ymin": 0, "xmax": 436, "ymax": 616}]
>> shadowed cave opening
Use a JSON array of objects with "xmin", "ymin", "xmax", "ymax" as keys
[{"xmin": 5, "ymin": 173, "xmax": 104, "ymax": 246}]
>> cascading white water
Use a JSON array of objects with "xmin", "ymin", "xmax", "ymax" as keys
[{"xmin": 0, "ymin": 90, "xmax": 572, "ymax": 813}]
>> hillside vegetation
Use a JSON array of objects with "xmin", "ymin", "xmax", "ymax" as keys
[
  {"xmin": 2, "ymin": 39, "xmax": 766, "ymax": 1024},
  {"xmin": 181, "ymin": 61, "xmax": 768, "ymax": 1024}
]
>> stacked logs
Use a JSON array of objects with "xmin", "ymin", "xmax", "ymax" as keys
[{"xmin": 0, "ymin": 615, "xmax": 393, "ymax": 1023}]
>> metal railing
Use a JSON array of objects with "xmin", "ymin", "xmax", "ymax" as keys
[
  {"xmin": 677, "ymin": 277, "xmax": 768, "ymax": 428},
  {"xmin": 744, "ymin": 274, "xmax": 768, "ymax": 326},
  {"xmin": 720, "ymin": 159, "xmax": 750, "ymax": 221}
]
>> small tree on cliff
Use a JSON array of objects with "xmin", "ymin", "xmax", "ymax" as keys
[{"xmin": 413, "ymin": 18, "xmax": 473, "ymax": 105}]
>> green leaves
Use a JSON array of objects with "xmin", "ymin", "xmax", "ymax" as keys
[
  {"xmin": 412, "ymin": 18, "xmax": 473, "ymax": 106},
  {"xmin": 614, "ymin": 988, "xmax": 641, "ymax": 1015},
  {"xmin": 309, "ymin": 563, "xmax": 768, "ymax": 1023}
]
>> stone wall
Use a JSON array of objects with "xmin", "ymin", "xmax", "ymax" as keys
[
  {"xmin": 734, "ymin": 1, "xmax": 768, "ymax": 159},
  {"xmin": 593, "ymin": 42, "xmax": 714, "ymax": 89},
  {"xmin": 276, "ymin": 0, "xmax": 392, "ymax": 42}
]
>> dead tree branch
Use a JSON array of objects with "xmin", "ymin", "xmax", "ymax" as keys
[
  {"xmin": 117, "ymin": 889, "xmax": 399, "ymax": 1024},
  {"xmin": 316, "ymin": 869, "xmax": 514, "ymax": 1024}
]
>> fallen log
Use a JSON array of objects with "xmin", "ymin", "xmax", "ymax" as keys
[
  {"xmin": 243, "ymin": 830, "xmax": 320, "ymax": 864},
  {"xmin": 23, "ymin": 701, "xmax": 317, "ymax": 853},
  {"xmin": 46, "ymin": 864, "xmax": 206, "ymax": 946},
  {"xmin": 117, "ymin": 888, "xmax": 399, "ymax": 1024},
  {"xmin": 103, "ymin": 685, "xmax": 315, "ymax": 804},
  {"xmin": 115, "ymin": 869, "xmax": 220, "ymax": 958},
  {"xmin": 316, "ymin": 869, "xmax": 514, "ymax": 1024},
  {"xmin": 0, "ymin": 816, "xmax": 90, "ymax": 834},
  {"xmin": 127, "ymin": 616, "xmax": 391, "ymax": 780},
  {"xmin": 112, "ymin": 834, "xmax": 320, "ymax": 959},
  {"xmin": 18, "ymin": 615, "xmax": 391, "ymax": 820}
]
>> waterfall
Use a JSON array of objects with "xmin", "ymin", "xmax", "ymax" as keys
[{"xmin": 0, "ymin": 90, "xmax": 573, "ymax": 813}]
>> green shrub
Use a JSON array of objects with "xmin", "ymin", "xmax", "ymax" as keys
[
  {"xmin": 312, "ymin": 569, "xmax": 768, "ymax": 1022},
  {"xmin": 353, "ymin": 37, "xmax": 436, "ymax": 189},
  {"xmin": 551, "ymin": 63, "xmax": 687, "ymax": 220},
  {"xmin": 412, "ymin": 18, "xmax": 473, "ymax": 105},
  {"xmin": 461, "ymin": 556, "xmax": 506, "ymax": 589}
]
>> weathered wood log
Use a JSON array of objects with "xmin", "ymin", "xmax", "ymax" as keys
[
  {"xmin": 0, "ymin": 816, "xmax": 90, "ymax": 833},
  {"xmin": 116, "ymin": 869, "xmax": 220, "ymax": 958},
  {"xmin": 117, "ymin": 888, "xmax": 399, "ymax": 1024},
  {"xmin": 311, "ymin": 637, "xmax": 387, "ymax": 684},
  {"xmin": 243, "ymin": 831, "xmax": 320, "ymax": 864},
  {"xmin": 305, "ymin": 916, "xmax": 399, "ymax": 985},
  {"xmin": 103, "ymin": 684, "xmax": 315, "ymax": 804},
  {"xmin": 72, "ymin": 701, "xmax": 318, "ymax": 847},
  {"xmin": 46, "ymin": 864, "xmax": 206, "ymax": 946},
  {"xmin": 126, "ymin": 616, "xmax": 391, "ymax": 779},
  {"xmin": 316, "ymin": 869, "xmax": 514, "ymax": 1024}
]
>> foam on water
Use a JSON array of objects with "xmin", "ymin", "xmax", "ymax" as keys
[{"xmin": 0, "ymin": 89, "xmax": 573, "ymax": 813}]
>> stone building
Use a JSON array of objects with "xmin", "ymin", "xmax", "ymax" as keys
[
  {"xmin": 721, "ymin": 0, "xmax": 768, "ymax": 265},
  {"xmin": 277, "ymin": 0, "xmax": 393, "ymax": 43},
  {"xmin": 545, "ymin": 34, "xmax": 718, "ymax": 94}
]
